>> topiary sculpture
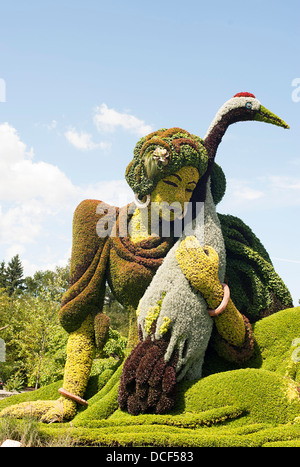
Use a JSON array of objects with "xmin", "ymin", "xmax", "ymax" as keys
[
  {"xmin": 118, "ymin": 93, "xmax": 292, "ymax": 415},
  {"xmin": 0, "ymin": 93, "xmax": 294, "ymax": 431}
]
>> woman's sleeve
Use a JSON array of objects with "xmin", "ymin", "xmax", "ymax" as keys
[
  {"xmin": 210, "ymin": 313, "xmax": 255, "ymax": 363},
  {"xmin": 59, "ymin": 199, "xmax": 117, "ymax": 333}
]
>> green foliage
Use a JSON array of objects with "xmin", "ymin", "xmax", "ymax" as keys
[
  {"xmin": 0, "ymin": 212, "xmax": 297, "ymax": 447},
  {"xmin": 0, "ymin": 417, "xmax": 42, "ymax": 446},
  {"xmin": 219, "ymin": 213, "xmax": 293, "ymax": 321},
  {"xmin": 0, "ymin": 262, "xmax": 7, "ymax": 289},
  {"xmin": 0, "ymin": 417, "xmax": 75, "ymax": 447},
  {"xmin": 1, "ymin": 293, "xmax": 68, "ymax": 388},
  {"xmin": 59, "ymin": 199, "xmax": 108, "ymax": 335},
  {"xmin": 4, "ymin": 372, "xmax": 25, "ymax": 392},
  {"xmin": 100, "ymin": 328, "xmax": 127, "ymax": 360},
  {"xmin": 73, "ymin": 365, "xmax": 123, "ymax": 424},
  {"xmin": 3, "ymin": 307, "xmax": 300, "ymax": 446},
  {"xmin": 4, "ymin": 255, "xmax": 25, "ymax": 296},
  {"xmin": 103, "ymin": 285, "xmax": 129, "ymax": 338},
  {"xmin": 250, "ymin": 306, "xmax": 300, "ymax": 381},
  {"xmin": 0, "ymin": 258, "xmax": 130, "ymax": 391},
  {"xmin": 36, "ymin": 418, "xmax": 300, "ymax": 447},
  {"xmin": 180, "ymin": 368, "xmax": 300, "ymax": 425},
  {"xmin": 24, "ymin": 263, "xmax": 70, "ymax": 298},
  {"xmin": 210, "ymin": 163, "xmax": 226, "ymax": 205},
  {"xmin": 0, "ymin": 264, "xmax": 69, "ymax": 388}
]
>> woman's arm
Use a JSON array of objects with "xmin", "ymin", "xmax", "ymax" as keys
[
  {"xmin": 59, "ymin": 199, "xmax": 113, "ymax": 335},
  {"xmin": 175, "ymin": 237, "xmax": 249, "ymax": 350}
]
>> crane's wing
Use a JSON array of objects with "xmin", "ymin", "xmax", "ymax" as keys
[{"xmin": 218, "ymin": 213, "xmax": 293, "ymax": 323}]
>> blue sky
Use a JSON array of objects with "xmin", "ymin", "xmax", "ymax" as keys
[{"xmin": 0, "ymin": 0, "xmax": 299, "ymax": 304}]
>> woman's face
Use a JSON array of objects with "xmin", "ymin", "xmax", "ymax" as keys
[{"xmin": 150, "ymin": 166, "xmax": 199, "ymax": 220}]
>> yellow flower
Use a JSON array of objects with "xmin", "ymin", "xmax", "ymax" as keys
[
  {"xmin": 144, "ymin": 292, "xmax": 166, "ymax": 335},
  {"xmin": 159, "ymin": 316, "xmax": 172, "ymax": 336}
]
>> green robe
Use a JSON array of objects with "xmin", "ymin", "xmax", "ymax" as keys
[{"xmin": 219, "ymin": 213, "xmax": 293, "ymax": 322}]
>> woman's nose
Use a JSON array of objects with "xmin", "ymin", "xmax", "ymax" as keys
[{"xmin": 175, "ymin": 187, "xmax": 187, "ymax": 204}]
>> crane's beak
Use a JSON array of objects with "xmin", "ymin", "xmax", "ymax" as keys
[{"xmin": 254, "ymin": 105, "xmax": 289, "ymax": 129}]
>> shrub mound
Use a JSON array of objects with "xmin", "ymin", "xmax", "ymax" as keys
[{"xmin": 2, "ymin": 307, "xmax": 300, "ymax": 447}]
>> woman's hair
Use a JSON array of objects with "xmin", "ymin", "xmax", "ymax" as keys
[{"xmin": 125, "ymin": 128, "xmax": 208, "ymax": 199}]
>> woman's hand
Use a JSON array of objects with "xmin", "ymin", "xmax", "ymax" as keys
[
  {"xmin": 176, "ymin": 235, "xmax": 248, "ymax": 348},
  {"xmin": 175, "ymin": 236, "xmax": 223, "ymax": 307}
]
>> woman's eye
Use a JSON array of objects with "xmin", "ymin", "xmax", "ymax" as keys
[
  {"xmin": 185, "ymin": 188, "xmax": 193, "ymax": 193},
  {"xmin": 163, "ymin": 180, "xmax": 178, "ymax": 187}
]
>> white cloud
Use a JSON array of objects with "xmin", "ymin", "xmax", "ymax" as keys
[
  {"xmin": 0, "ymin": 203, "xmax": 43, "ymax": 245},
  {"xmin": 259, "ymin": 175, "xmax": 300, "ymax": 208},
  {"xmin": 22, "ymin": 249, "xmax": 72, "ymax": 277},
  {"xmin": 0, "ymin": 122, "xmax": 78, "ymax": 205},
  {"xmin": 47, "ymin": 120, "xmax": 57, "ymax": 130},
  {"xmin": 0, "ymin": 122, "xmax": 30, "ymax": 165},
  {"xmin": 272, "ymin": 257, "xmax": 300, "ymax": 264},
  {"xmin": 65, "ymin": 128, "xmax": 111, "ymax": 151},
  {"xmin": 219, "ymin": 174, "xmax": 300, "ymax": 214},
  {"xmin": 83, "ymin": 179, "xmax": 133, "ymax": 208},
  {"xmin": 225, "ymin": 179, "xmax": 264, "ymax": 202},
  {"xmin": 94, "ymin": 103, "xmax": 153, "ymax": 136},
  {"xmin": 268, "ymin": 175, "xmax": 300, "ymax": 191},
  {"xmin": 0, "ymin": 122, "xmax": 135, "ymax": 276},
  {"xmin": 238, "ymin": 186, "xmax": 264, "ymax": 201},
  {"xmin": 5, "ymin": 243, "xmax": 26, "ymax": 260},
  {"xmin": 64, "ymin": 103, "xmax": 153, "ymax": 152},
  {"xmin": 0, "ymin": 122, "xmax": 80, "ymax": 247}
]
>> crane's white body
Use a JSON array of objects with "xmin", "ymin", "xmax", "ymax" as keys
[{"xmin": 137, "ymin": 180, "xmax": 226, "ymax": 381}]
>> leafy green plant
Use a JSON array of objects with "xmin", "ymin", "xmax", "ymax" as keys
[
  {"xmin": 0, "ymin": 264, "xmax": 69, "ymax": 389},
  {"xmin": 100, "ymin": 328, "xmax": 127, "ymax": 360},
  {"xmin": 4, "ymin": 373, "xmax": 25, "ymax": 392}
]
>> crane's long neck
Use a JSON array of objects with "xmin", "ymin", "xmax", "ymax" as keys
[
  {"xmin": 181, "ymin": 179, "xmax": 226, "ymax": 281},
  {"xmin": 204, "ymin": 105, "xmax": 254, "ymax": 161}
]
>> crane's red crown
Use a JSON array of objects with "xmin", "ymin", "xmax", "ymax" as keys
[{"xmin": 233, "ymin": 92, "xmax": 256, "ymax": 98}]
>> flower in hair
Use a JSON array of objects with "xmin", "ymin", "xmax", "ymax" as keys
[{"xmin": 152, "ymin": 147, "xmax": 170, "ymax": 166}]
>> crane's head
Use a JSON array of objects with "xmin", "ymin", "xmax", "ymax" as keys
[
  {"xmin": 232, "ymin": 92, "xmax": 288, "ymax": 127},
  {"xmin": 250, "ymin": 93, "xmax": 289, "ymax": 128},
  {"xmin": 206, "ymin": 92, "xmax": 289, "ymax": 137},
  {"xmin": 197, "ymin": 92, "xmax": 290, "ymax": 203},
  {"xmin": 204, "ymin": 91, "xmax": 289, "ymax": 163}
]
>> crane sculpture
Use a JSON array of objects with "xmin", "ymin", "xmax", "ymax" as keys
[{"xmin": 118, "ymin": 92, "xmax": 291, "ymax": 415}]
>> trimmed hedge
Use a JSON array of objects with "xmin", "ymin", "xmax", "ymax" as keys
[
  {"xmin": 3, "ymin": 308, "xmax": 300, "ymax": 446},
  {"xmin": 38, "ymin": 414, "xmax": 300, "ymax": 447},
  {"xmin": 181, "ymin": 367, "xmax": 300, "ymax": 425}
]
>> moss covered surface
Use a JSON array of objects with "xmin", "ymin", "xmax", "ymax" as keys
[{"xmin": 2, "ymin": 307, "xmax": 300, "ymax": 447}]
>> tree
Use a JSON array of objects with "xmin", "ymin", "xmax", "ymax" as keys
[
  {"xmin": 5, "ymin": 255, "xmax": 25, "ymax": 296},
  {"xmin": 24, "ymin": 263, "xmax": 70, "ymax": 298},
  {"xmin": 0, "ymin": 261, "xmax": 7, "ymax": 289},
  {"xmin": 0, "ymin": 260, "xmax": 130, "ymax": 388},
  {"xmin": 0, "ymin": 264, "xmax": 70, "ymax": 388}
]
